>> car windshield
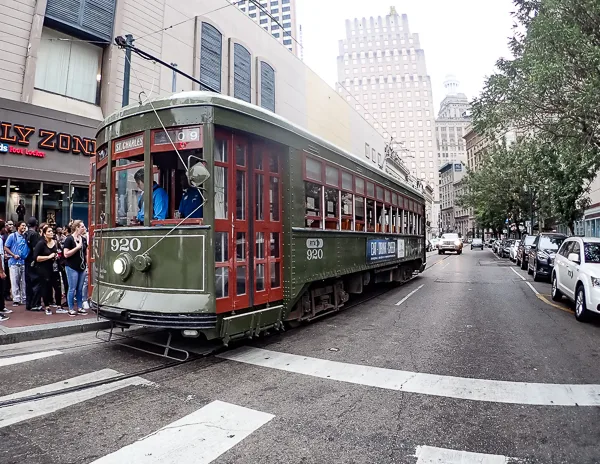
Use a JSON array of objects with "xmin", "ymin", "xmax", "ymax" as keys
[
  {"xmin": 538, "ymin": 236, "xmax": 564, "ymax": 251},
  {"xmin": 442, "ymin": 234, "xmax": 459, "ymax": 240},
  {"xmin": 584, "ymin": 243, "xmax": 600, "ymax": 263},
  {"xmin": 523, "ymin": 236, "xmax": 535, "ymax": 246},
  {"xmin": 473, "ymin": 239, "xmax": 482, "ymax": 244}
]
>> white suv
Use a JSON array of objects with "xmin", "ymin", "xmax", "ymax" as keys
[{"xmin": 552, "ymin": 237, "xmax": 600, "ymax": 322}]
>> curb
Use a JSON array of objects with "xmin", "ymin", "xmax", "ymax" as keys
[{"xmin": 0, "ymin": 318, "xmax": 111, "ymax": 345}]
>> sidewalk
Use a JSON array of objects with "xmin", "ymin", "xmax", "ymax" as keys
[{"xmin": 0, "ymin": 302, "xmax": 110, "ymax": 345}]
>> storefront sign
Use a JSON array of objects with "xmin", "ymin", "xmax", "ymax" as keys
[
  {"xmin": 366, "ymin": 238, "xmax": 397, "ymax": 263},
  {"xmin": 0, "ymin": 143, "xmax": 45, "ymax": 158},
  {"xmin": 0, "ymin": 121, "xmax": 96, "ymax": 157}
]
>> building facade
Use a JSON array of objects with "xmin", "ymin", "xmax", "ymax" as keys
[
  {"xmin": 1, "ymin": 0, "xmax": 400, "ymax": 225},
  {"xmin": 335, "ymin": 8, "xmax": 438, "ymax": 193},
  {"xmin": 229, "ymin": 0, "xmax": 299, "ymax": 56},
  {"xmin": 435, "ymin": 76, "xmax": 470, "ymax": 169},
  {"xmin": 439, "ymin": 162, "xmax": 465, "ymax": 234}
]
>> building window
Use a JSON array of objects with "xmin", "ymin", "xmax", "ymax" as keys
[
  {"xmin": 35, "ymin": 27, "xmax": 102, "ymax": 104},
  {"xmin": 233, "ymin": 43, "xmax": 251, "ymax": 102},
  {"xmin": 199, "ymin": 22, "xmax": 222, "ymax": 92},
  {"xmin": 45, "ymin": 0, "xmax": 116, "ymax": 41},
  {"xmin": 260, "ymin": 61, "xmax": 275, "ymax": 112},
  {"xmin": 283, "ymin": 38, "xmax": 292, "ymax": 45}
]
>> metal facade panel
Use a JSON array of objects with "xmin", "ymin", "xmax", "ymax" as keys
[
  {"xmin": 260, "ymin": 61, "xmax": 275, "ymax": 112},
  {"xmin": 233, "ymin": 43, "xmax": 251, "ymax": 103},
  {"xmin": 45, "ymin": 0, "xmax": 115, "ymax": 41},
  {"xmin": 200, "ymin": 23, "xmax": 222, "ymax": 92}
]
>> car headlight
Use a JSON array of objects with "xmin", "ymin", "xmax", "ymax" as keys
[
  {"xmin": 591, "ymin": 277, "xmax": 600, "ymax": 287},
  {"xmin": 454, "ymin": 240, "xmax": 461, "ymax": 246},
  {"xmin": 537, "ymin": 251, "xmax": 549, "ymax": 261}
]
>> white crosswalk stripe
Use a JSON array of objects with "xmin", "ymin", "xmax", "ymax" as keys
[
  {"xmin": 91, "ymin": 400, "xmax": 274, "ymax": 464},
  {"xmin": 0, "ymin": 350, "xmax": 62, "ymax": 367},
  {"xmin": 0, "ymin": 368, "xmax": 152, "ymax": 429},
  {"xmin": 415, "ymin": 445, "xmax": 519, "ymax": 463},
  {"xmin": 219, "ymin": 346, "xmax": 600, "ymax": 406}
]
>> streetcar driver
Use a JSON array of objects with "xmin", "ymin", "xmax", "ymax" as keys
[
  {"xmin": 131, "ymin": 168, "xmax": 169, "ymax": 224},
  {"xmin": 178, "ymin": 174, "xmax": 203, "ymax": 219}
]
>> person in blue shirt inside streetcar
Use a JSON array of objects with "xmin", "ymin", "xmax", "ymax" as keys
[
  {"xmin": 132, "ymin": 168, "xmax": 169, "ymax": 224},
  {"xmin": 178, "ymin": 175, "xmax": 203, "ymax": 219}
]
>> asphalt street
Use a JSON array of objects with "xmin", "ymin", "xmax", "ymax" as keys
[{"xmin": 2, "ymin": 247, "xmax": 600, "ymax": 464}]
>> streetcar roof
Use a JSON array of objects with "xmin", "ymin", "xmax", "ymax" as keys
[{"xmin": 99, "ymin": 91, "xmax": 425, "ymax": 200}]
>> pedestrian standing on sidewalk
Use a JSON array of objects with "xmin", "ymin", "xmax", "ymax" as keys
[
  {"xmin": 3, "ymin": 221, "xmax": 28, "ymax": 307},
  {"xmin": 32, "ymin": 225, "xmax": 59, "ymax": 315},
  {"xmin": 2, "ymin": 220, "xmax": 13, "ymax": 302},
  {"xmin": 63, "ymin": 220, "xmax": 88, "ymax": 317},
  {"xmin": 0, "ymin": 233, "xmax": 12, "ymax": 321},
  {"xmin": 23, "ymin": 218, "xmax": 40, "ymax": 311},
  {"xmin": 55, "ymin": 226, "xmax": 68, "ymax": 305}
]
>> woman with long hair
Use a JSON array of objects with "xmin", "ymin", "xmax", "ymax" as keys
[
  {"xmin": 32, "ymin": 224, "xmax": 59, "ymax": 315},
  {"xmin": 63, "ymin": 220, "xmax": 88, "ymax": 317}
]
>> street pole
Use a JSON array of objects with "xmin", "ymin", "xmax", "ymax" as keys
[{"xmin": 122, "ymin": 34, "xmax": 134, "ymax": 107}]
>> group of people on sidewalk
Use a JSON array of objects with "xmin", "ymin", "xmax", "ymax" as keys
[{"xmin": 0, "ymin": 217, "xmax": 89, "ymax": 322}]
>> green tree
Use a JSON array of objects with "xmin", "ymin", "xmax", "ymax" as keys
[{"xmin": 470, "ymin": 0, "xmax": 600, "ymax": 233}]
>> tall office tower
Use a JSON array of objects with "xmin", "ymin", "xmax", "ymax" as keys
[
  {"xmin": 335, "ymin": 7, "xmax": 438, "ymax": 193},
  {"xmin": 435, "ymin": 75, "xmax": 471, "ymax": 168},
  {"xmin": 231, "ymin": 0, "xmax": 299, "ymax": 55}
]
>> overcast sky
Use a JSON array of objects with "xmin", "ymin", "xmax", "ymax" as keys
[{"xmin": 295, "ymin": 0, "xmax": 516, "ymax": 112}]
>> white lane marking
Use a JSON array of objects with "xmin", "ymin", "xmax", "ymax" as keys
[
  {"xmin": 0, "ymin": 350, "xmax": 62, "ymax": 368},
  {"xmin": 91, "ymin": 400, "xmax": 274, "ymax": 464},
  {"xmin": 510, "ymin": 267, "xmax": 526, "ymax": 281},
  {"xmin": 415, "ymin": 445, "xmax": 517, "ymax": 463},
  {"xmin": 526, "ymin": 282, "xmax": 539, "ymax": 295},
  {"xmin": 441, "ymin": 261, "xmax": 450, "ymax": 269},
  {"xmin": 0, "ymin": 369, "xmax": 152, "ymax": 429},
  {"xmin": 395, "ymin": 284, "xmax": 424, "ymax": 306},
  {"xmin": 220, "ymin": 347, "xmax": 600, "ymax": 406}
]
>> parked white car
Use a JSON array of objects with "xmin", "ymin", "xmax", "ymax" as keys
[
  {"xmin": 552, "ymin": 237, "xmax": 600, "ymax": 322},
  {"xmin": 509, "ymin": 240, "xmax": 521, "ymax": 261}
]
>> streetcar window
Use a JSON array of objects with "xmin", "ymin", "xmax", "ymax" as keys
[
  {"xmin": 324, "ymin": 187, "xmax": 340, "ymax": 230},
  {"xmin": 269, "ymin": 176, "xmax": 280, "ymax": 221},
  {"xmin": 355, "ymin": 177, "xmax": 365, "ymax": 195},
  {"xmin": 325, "ymin": 165, "xmax": 339, "ymax": 186},
  {"xmin": 97, "ymin": 165, "xmax": 107, "ymax": 225},
  {"xmin": 215, "ymin": 232, "xmax": 229, "ymax": 299},
  {"xmin": 341, "ymin": 191, "xmax": 353, "ymax": 230},
  {"xmin": 341, "ymin": 171, "xmax": 353, "ymax": 191},
  {"xmin": 366, "ymin": 199, "xmax": 376, "ymax": 232},
  {"xmin": 256, "ymin": 172, "xmax": 264, "ymax": 221},
  {"xmin": 306, "ymin": 157, "xmax": 322, "ymax": 181},
  {"xmin": 355, "ymin": 197, "xmax": 365, "ymax": 231},
  {"xmin": 113, "ymin": 157, "xmax": 145, "ymax": 226},
  {"xmin": 304, "ymin": 181, "xmax": 322, "ymax": 228},
  {"xmin": 376, "ymin": 186, "xmax": 384, "ymax": 202},
  {"xmin": 215, "ymin": 140, "xmax": 228, "ymax": 220},
  {"xmin": 367, "ymin": 181, "xmax": 375, "ymax": 198}
]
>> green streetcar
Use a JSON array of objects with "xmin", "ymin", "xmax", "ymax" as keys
[{"xmin": 90, "ymin": 92, "xmax": 426, "ymax": 344}]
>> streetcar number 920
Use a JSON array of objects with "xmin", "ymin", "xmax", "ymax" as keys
[
  {"xmin": 111, "ymin": 238, "xmax": 142, "ymax": 253},
  {"xmin": 307, "ymin": 249, "xmax": 323, "ymax": 260}
]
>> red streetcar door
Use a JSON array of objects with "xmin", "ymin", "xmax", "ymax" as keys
[
  {"xmin": 252, "ymin": 144, "xmax": 283, "ymax": 306},
  {"xmin": 214, "ymin": 131, "xmax": 251, "ymax": 313}
]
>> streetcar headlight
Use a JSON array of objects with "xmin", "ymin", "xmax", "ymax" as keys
[{"xmin": 113, "ymin": 257, "xmax": 126, "ymax": 275}]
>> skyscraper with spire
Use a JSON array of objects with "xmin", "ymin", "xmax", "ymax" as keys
[
  {"xmin": 435, "ymin": 75, "xmax": 471, "ymax": 168},
  {"xmin": 335, "ymin": 8, "xmax": 437, "ymax": 192}
]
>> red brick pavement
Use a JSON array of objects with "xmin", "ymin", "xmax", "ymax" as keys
[{"xmin": 0, "ymin": 303, "xmax": 95, "ymax": 328}]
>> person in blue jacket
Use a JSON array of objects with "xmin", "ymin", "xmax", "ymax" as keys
[
  {"xmin": 178, "ymin": 176, "xmax": 203, "ymax": 219},
  {"xmin": 132, "ymin": 169, "xmax": 169, "ymax": 224}
]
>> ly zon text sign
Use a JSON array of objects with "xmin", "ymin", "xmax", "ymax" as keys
[{"xmin": 0, "ymin": 121, "xmax": 96, "ymax": 157}]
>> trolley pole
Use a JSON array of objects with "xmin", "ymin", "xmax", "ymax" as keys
[
  {"xmin": 122, "ymin": 34, "xmax": 134, "ymax": 107},
  {"xmin": 171, "ymin": 63, "xmax": 178, "ymax": 92}
]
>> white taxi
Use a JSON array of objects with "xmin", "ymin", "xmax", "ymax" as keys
[{"xmin": 552, "ymin": 237, "xmax": 600, "ymax": 322}]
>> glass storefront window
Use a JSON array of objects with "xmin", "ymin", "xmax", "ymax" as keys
[
  {"xmin": 0, "ymin": 180, "xmax": 6, "ymax": 223},
  {"xmin": 7, "ymin": 180, "xmax": 40, "ymax": 224},
  {"xmin": 43, "ymin": 184, "xmax": 68, "ymax": 226}
]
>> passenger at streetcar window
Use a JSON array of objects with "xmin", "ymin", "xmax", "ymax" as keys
[
  {"xmin": 324, "ymin": 187, "xmax": 339, "ymax": 230},
  {"xmin": 131, "ymin": 169, "xmax": 169, "ymax": 224},
  {"xmin": 366, "ymin": 199, "xmax": 375, "ymax": 232},
  {"xmin": 178, "ymin": 175, "xmax": 203, "ymax": 219},
  {"xmin": 304, "ymin": 181, "xmax": 322, "ymax": 228}
]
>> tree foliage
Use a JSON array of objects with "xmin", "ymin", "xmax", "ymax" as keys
[{"xmin": 466, "ymin": 0, "xmax": 600, "ymax": 233}]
